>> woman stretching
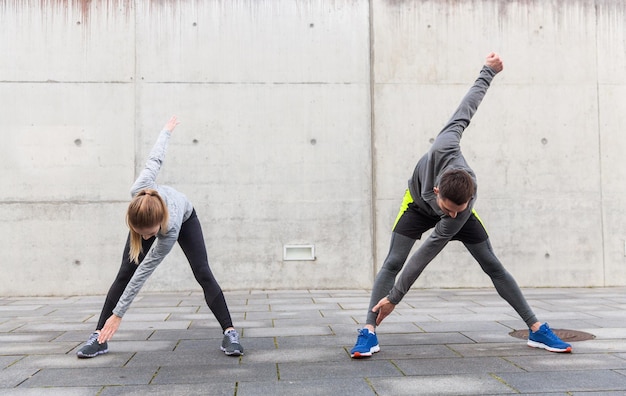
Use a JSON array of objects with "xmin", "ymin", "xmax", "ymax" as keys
[{"xmin": 77, "ymin": 116, "xmax": 243, "ymax": 358}]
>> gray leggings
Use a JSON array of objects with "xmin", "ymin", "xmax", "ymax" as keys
[{"xmin": 366, "ymin": 232, "xmax": 538, "ymax": 328}]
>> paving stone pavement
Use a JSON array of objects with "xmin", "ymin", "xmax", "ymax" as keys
[{"xmin": 1, "ymin": 287, "xmax": 625, "ymax": 395}]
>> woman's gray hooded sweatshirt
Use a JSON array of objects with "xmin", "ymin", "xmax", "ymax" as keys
[{"xmin": 112, "ymin": 129, "xmax": 194, "ymax": 318}]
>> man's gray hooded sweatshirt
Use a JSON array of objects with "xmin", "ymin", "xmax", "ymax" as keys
[
  {"xmin": 387, "ymin": 65, "xmax": 497, "ymax": 304},
  {"xmin": 112, "ymin": 129, "xmax": 193, "ymax": 318}
]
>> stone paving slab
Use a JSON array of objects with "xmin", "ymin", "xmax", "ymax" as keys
[
  {"xmin": 460, "ymin": 330, "xmax": 522, "ymax": 343},
  {"xmin": 0, "ymin": 387, "xmax": 103, "ymax": 396},
  {"xmin": 277, "ymin": 360, "xmax": 403, "ymax": 381},
  {"xmin": 274, "ymin": 334, "xmax": 354, "ymax": 348},
  {"xmin": 236, "ymin": 378, "xmax": 377, "ymax": 396},
  {"xmin": 393, "ymin": 356, "xmax": 525, "ymax": 376},
  {"xmin": 414, "ymin": 320, "xmax": 516, "ymax": 333},
  {"xmin": 125, "ymin": 350, "xmax": 242, "ymax": 368},
  {"xmin": 10, "ymin": 323, "xmax": 94, "ymax": 332},
  {"xmin": 243, "ymin": 325, "xmax": 333, "ymax": 338},
  {"xmin": 244, "ymin": 309, "xmax": 322, "ymax": 321},
  {"xmin": 333, "ymin": 322, "xmax": 423, "ymax": 334},
  {"xmin": 373, "ymin": 331, "xmax": 477, "ymax": 346},
  {"xmin": 151, "ymin": 363, "xmax": 278, "ymax": 385},
  {"xmin": 11, "ymin": 353, "xmax": 135, "ymax": 370},
  {"xmin": 368, "ymin": 374, "xmax": 518, "ymax": 395},
  {"xmin": 0, "ymin": 341, "xmax": 78, "ymax": 355},
  {"xmin": 0, "ymin": 367, "xmax": 39, "ymax": 388},
  {"xmin": 140, "ymin": 328, "xmax": 222, "ymax": 340},
  {"xmin": 379, "ymin": 343, "xmax": 459, "ymax": 359},
  {"xmin": 0, "ymin": 356, "xmax": 21, "ymax": 368},
  {"xmin": 496, "ymin": 370, "xmax": 626, "ymax": 393},
  {"xmin": 241, "ymin": 346, "xmax": 347, "ymax": 364},
  {"xmin": 70, "ymin": 340, "xmax": 178, "ymax": 356},
  {"xmin": 448, "ymin": 342, "xmax": 558, "ymax": 357},
  {"xmin": 54, "ymin": 329, "xmax": 155, "ymax": 342},
  {"xmin": 506, "ymin": 353, "xmax": 626, "ymax": 371},
  {"xmin": 0, "ymin": 332, "xmax": 63, "ymax": 343},
  {"xmin": 99, "ymin": 383, "xmax": 236, "ymax": 396},
  {"xmin": 20, "ymin": 367, "xmax": 159, "ymax": 388},
  {"xmin": 1, "ymin": 287, "xmax": 626, "ymax": 395}
]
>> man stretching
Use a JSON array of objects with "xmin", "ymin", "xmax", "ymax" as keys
[{"xmin": 350, "ymin": 52, "xmax": 572, "ymax": 358}]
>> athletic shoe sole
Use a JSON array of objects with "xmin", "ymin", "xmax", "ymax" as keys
[
  {"xmin": 221, "ymin": 346, "xmax": 243, "ymax": 356},
  {"xmin": 350, "ymin": 344, "xmax": 380, "ymax": 358},
  {"xmin": 76, "ymin": 348, "xmax": 108, "ymax": 359},
  {"xmin": 527, "ymin": 340, "xmax": 572, "ymax": 353}
]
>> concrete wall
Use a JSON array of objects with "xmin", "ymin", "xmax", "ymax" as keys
[
  {"xmin": 0, "ymin": 0, "xmax": 624, "ymax": 296},
  {"xmin": 372, "ymin": 0, "xmax": 626, "ymax": 288}
]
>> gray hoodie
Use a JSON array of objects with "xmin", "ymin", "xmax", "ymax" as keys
[
  {"xmin": 113, "ymin": 129, "xmax": 194, "ymax": 318},
  {"xmin": 388, "ymin": 65, "xmax": 497, "ymax": 304}
]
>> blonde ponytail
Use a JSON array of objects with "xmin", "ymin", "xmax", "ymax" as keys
[{"xmin": 126, "ymin": 189, "xmax": 169, "ymax": 264}]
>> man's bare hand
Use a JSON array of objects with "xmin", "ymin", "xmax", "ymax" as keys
[
  {"xmin": 485, "ymin": 52, "xmax": 503, "ymax": 73},
  {"xmin": 372, "ymin": 296, "xmax": 396, "ymax": 326}
]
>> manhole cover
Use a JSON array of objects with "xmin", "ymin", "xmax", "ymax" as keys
[{"xmin": 509, "ymin": 329, "xmax": 595, "ymax": 342}]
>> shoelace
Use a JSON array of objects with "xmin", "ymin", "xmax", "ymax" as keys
[
  {"xmin": 226, "ymin": 331, "xmax": 239, "ymax": 344},
  {"xmin": 540, "ymin": 325, "xmax": 560, "ymax": 342},
  {"xmin": 355, "ymin": 330, "xmax": 369, "ymax": 346},
  {"xmin": 85, "ymin": 333, "xmax": 99, "ymax": 346}
]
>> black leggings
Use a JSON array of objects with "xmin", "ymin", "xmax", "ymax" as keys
[{"xmin": 96, "ymin": 210, "xmax": 233, "ymax": 332}]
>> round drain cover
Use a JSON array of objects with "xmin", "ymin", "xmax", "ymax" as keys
[{"xmin": 509, "ymin": 329, "xmax": 595, "ymax": 342}]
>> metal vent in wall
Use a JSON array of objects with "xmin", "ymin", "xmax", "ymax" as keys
[{"xmin": 283, "ymin": 245, "xmax": 315, "ymax": 261}]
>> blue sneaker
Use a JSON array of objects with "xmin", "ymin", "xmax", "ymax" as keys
[
  {"xmin": 350, "ymin": 328, "xmax": 380, "ymax": 358},
  {"xmin": 527, "ymin": 323, "xmax": 572, "ymax": 353}
]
